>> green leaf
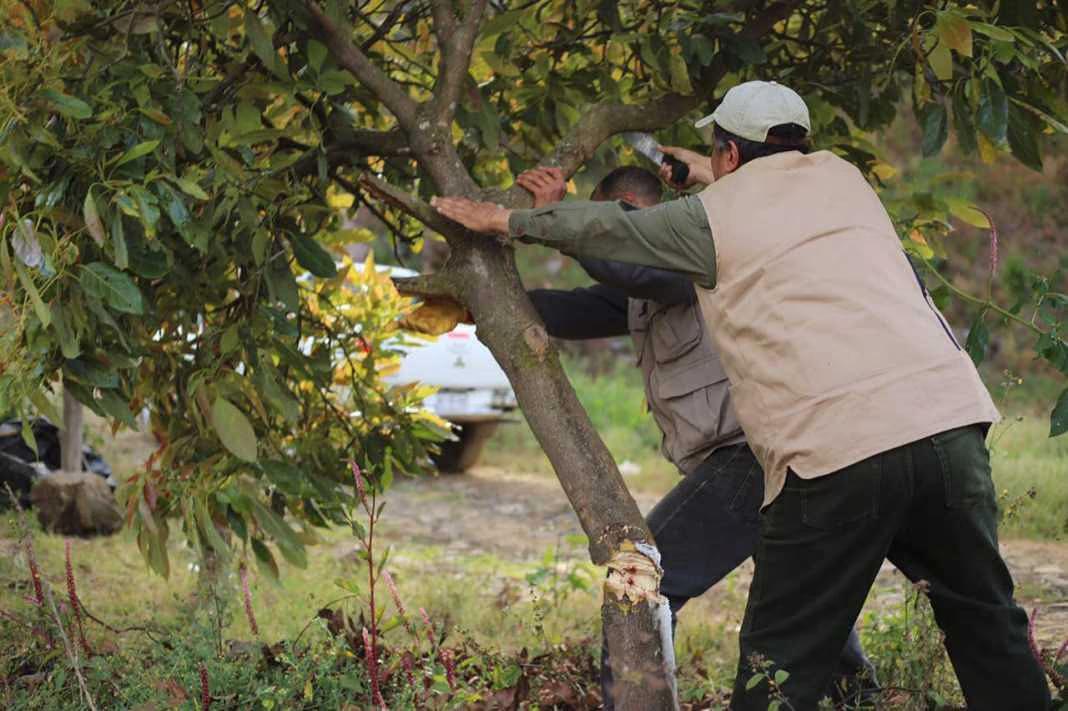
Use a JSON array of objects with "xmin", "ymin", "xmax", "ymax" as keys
[
  {"xmin": 1006, "ymin": 103, "xmax": 1043, "ymax": 171},
  {"xmin": 266, "ymin": 259, "xmax": 300, "ymax": 311},
  {"xmin": 83, "ymin": 190, "xmax": 105, "ymax": 245},
  {"xmin": 921, "ymin": 103, "xmax": 948, "ymax": 157},
  {"xmin": 41, "ymin": 89, "xmax": 92, "ymax": 119},
  {"xmin": 14, "ymin": 261, "xmax": 50, "ymax": 327},
  {"xmin": 195, "ymin": 499, "xmax": 231, "ymax": 560},
  {"xmin": 746, "ymin": 673, "xmax": 764, "ymax": 691},
  {"xmin": 251, "ymin": 538, "xmax": 280, "ymax": 581},
  {"xmin": 306, "ymin": 40, "xmax": 327, "ymax": 74},
  {"xmin": 248, "ymin": 495, "xmax": 306, "ymax": 567},
  {"xmin": 1009, "ymin": 97, "xmax": 1068, "ymax": 135},
  {"xmin": 1051, "ymin": 389, "xmax": 1068, "ymax": 437},
  {"xmin": 65, "ymin": 358, "xmax": 119, "ymax": 388},
  {"xmin": 289, "ymin": 233, "xmax": 336, "ymax": 278},
  {"xmin": 96, "ymin": 389, "xmax": 138, "ymax": 428},
  {"xmin": 111, "ymin": 213, "xmax": 128, "ymax": 270},
  {"xmin": 928, "ymin": 40, "xmax": 953, "ymax": 82},
  {"xmin": 945, "ymin": 198, "xmax": 991, "ymax": 229},
  {"xmin": 245, "ymin": 11, "xmax": 286, "ymax": 79},
  {"xmin": 965, "ymin": 312, "xmax": 990, "ymax": 366},
  {"xmin": 113, "ymin": 140, "xmax": 161, "ymax": 168},
  {"xmin": 171, "ymin": 175, "xmax": 210, "ymax": 200},
  {"xmin": 953, "ymin": 89, "xmax": 977, "ymax": 155},
  {"xmin": 79, "ymin": 262, "xmax": 144, "ymax": 314},
  {"xmin": 51, "ymin": 306, "xmax": 80, "ymax": 359},
  {"xmin": 256, "ymin": 368, "xmax": 301, "ymax": 424},
  {"xmin": 970, "ymin": 22, "xmax": 1015, "ymax": 43},
  {"xmin": 977, "ymin": 79, "xmax": 1007, "ymax": 144},
  {"xmin": 211, "ymin": 397, "xmax": 258, "ymax": 462},
  {"xmin": 126, "ymin": 236, "xmax": 171, "ymax": 279},
  {"xmin": 937, "ymin": 11, "xmax": 972, "ymax": 57},
  {"xmin": 261, "ymin": 460, "xmax": 304, "ymax": 496}
]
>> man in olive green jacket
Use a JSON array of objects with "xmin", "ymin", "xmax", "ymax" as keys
[{"xmin": 431, "ymin": 81, "xmax": 1049, "ymax": 710}]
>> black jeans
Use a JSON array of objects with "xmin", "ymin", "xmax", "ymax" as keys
[
  {"xmin": 602, "ymin": 444, "xmax": 873, "ymax": 708},
  {"xmin": 729, "ymin": 425, "xmax": 1051, "ymax": 711}
]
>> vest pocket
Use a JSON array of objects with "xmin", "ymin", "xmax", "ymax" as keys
[
  {"xmin": 799, "ymin": 456, "xmax": 882, "ymax": 530},
  {"xmin": 650, "ymin": 304, "xmax": 703, "ymax": 364}
]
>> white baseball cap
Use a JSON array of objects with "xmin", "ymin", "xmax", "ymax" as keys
[{"xmin": 695, "ymin": 80, "xmax": 811, "ymax": 142}]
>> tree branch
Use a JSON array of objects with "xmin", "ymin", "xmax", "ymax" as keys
[
  {"xmin": 391, "ymin": 274, "xmax": 458, "ymax": 299},
  {"xmin": 430, "ymin": 0, "xmax": 488, "ymax": 122},
  {"xmin": 357, "ymin": 172, "xmax": 464, "ymax": 238},
  {"xmin": 486, "ymin": 0, "xmax": 802, "ymax": 207},
  {"xmin": 303, "ymin": 0, "xmax": 420, "ymax": 129},
  {"xmin": 289, "ymin": 129, "xmax": 410, "ymax": 179}
]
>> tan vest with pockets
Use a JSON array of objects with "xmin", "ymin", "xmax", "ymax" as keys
[
  {"xmin": 628, "ymin": 297, "xmax": 745, "ymax": 476},
  {"xmin": 694, "ymin": 150, "xmax": 1000, "ymax": 506}
]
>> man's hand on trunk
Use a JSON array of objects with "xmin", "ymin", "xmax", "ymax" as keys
[
  {"xmin": 431, "ymin": 197, "xmax": 511, "ymax": 236},
  {"xmin": 516, "ymin": 167, "xmax": 566, "ymax": 208}
]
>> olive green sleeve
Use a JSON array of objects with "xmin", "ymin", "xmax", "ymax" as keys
[{"xmin": 507, "ymin": 196, "xmax": 717, "ymax": 289}]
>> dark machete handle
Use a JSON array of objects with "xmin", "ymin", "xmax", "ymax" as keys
[{"xmin": 664, "ymin": 156, "xmax": 690, "ymax": 185}]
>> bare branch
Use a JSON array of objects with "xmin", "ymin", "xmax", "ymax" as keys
[
  {"xmin": 303, "ymin": 0, "xmax": 420, "ymax": 129},
  {"xmin": 358, "ymin": 172, "xmax": 464, "ymax": 238},
  {"xmin": 392, "ymin": 274, "xmax": 458, "ymax": 299},
  {"xmin": 430, "ymin": 0, "xmax": 488, "ymax": 122},
  {"xmin": 290, "ymin": 129, "xmax": 410, "ymax": 178}
]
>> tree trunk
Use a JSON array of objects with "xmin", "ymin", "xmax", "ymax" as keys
[
  {"xmin": 61, "ymin": 385, "xmax": 83, "ymax": 473},
  {"xmin": 447, "ymin": 241, "xmax": 678, "ymax": 710}
]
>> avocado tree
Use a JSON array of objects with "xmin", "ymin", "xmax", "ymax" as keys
[{"xmin": 2, "ymin": 1, "xmax": 1066, "ymax": 708}]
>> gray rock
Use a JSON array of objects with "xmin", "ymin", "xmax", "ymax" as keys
[{"xmin": 31, "ymin": 471, "xmax": 122, "ymax": 536}]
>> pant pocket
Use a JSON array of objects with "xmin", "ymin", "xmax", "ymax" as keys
[
  {"xmin": 932, "ymin": 425, "xmax": 995, "ymax": 509},
  {"xmin": 800, "ymin": 456, "xmax": 881, "ymax": 530}
]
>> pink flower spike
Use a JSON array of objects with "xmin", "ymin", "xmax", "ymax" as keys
[
  {"xmin": 350, "ymin": 459, "xmax": 368, "ymax": 505},
  {"xmin": 64, "ymin": 539, "xmax": 89, "ymax": 655},
  {"xmin": 419, "ymin": 607, "xmax": 436, "ymax": 647},
  {"xmin": 25, "ymin": 539, "xmax": 43, "ymax": 607},
  {"xmin": 239, "ymin": 564, "xmax": 259, "ymax": 636},
  {"xmin": 440, "ymin": 647, "xmax": 457, "ymax": 691},
  {"xmin": 362, "ymin": 626, "xmax": 386, "ymax": 709},
  {"xmin": 199, "ymin": 663, "xmax": 211, "ymax": 710}
]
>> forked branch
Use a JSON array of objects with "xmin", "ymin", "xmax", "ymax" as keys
[
  {"xmin": 303, "ymin": 1, "xmax": 420, "ymax": 129},
  {"xmin": 430, "ymin": 0, "xmax": 489, "ymax": 122}
]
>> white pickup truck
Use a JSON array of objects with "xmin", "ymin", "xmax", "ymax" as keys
[{"xmin": 382, "ymin": 268, "xmax": 518, "ymax": 472}]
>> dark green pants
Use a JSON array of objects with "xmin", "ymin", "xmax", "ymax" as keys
[{"xmin": 730, "ymin": 425, "xmax": 1051, "ymax": 710}]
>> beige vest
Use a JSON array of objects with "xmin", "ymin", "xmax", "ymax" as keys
[
  {"xmin": 629, "ymin": 298, "xmax": 745, "ymax": 475},
  {"xmin": 695, "ymin": 150, "xmax": 1000, "ymax": 506}
]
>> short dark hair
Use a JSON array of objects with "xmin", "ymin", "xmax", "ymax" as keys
[
  {"xmin": 713, "ymin": 123, "xmax": 810, "ymax": 166},
  {"xmin": 594, "ymin": 166, "xmax": 663, "ymax": 204}
]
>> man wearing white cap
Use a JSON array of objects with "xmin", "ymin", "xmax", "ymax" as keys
[{"xmin": 431, "ymin": 80, "xmax": 1050, "ymax": 709}]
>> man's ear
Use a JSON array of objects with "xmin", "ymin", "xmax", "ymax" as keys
[
  {"xmin": 616, "ymin": 191, "xmax": 641, "ymax": 205},
  {"xmin": 721, "ymin": 141, "xmax": 741, "ymax": 173}
]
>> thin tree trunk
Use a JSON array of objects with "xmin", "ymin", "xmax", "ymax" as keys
[
  {"xmin": 447, "ymin": 241, "xmax": 678, "ymax": 710},
  {"xmin": 61, "ymin": 385, "xmax": 83, "ymax": 473}
]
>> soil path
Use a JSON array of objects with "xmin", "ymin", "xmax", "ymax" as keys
[{"xmin": 377, "ymin": 465, "xmax": 1068, "ymax": 648}]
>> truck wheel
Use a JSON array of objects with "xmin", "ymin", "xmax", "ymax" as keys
[{"xmin": 433, "ymin": 422, "xmax": 499, "ymax": 473}]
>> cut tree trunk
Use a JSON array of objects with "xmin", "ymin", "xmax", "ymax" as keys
[
  {"xmin": 441, "ymin": 239, "xmax": 678, "ymax": 710},
  {"xmin": 61, "ymin": 385, "xmax": 83, "ymax": 473}
]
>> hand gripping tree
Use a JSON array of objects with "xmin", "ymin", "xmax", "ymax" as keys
[{"xmin": 3, "ymin": 1, "xmax": 1066, "ymax": 709}]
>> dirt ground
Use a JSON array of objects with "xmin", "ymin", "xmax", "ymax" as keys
[{"xmin": 375, "ymin": 464, "xmax": 1068, "ymax": 648}]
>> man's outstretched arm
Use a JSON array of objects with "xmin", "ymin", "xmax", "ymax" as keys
[{"xmin": 430, "ymin": 195, "xmax": 717, "ymax": 289}]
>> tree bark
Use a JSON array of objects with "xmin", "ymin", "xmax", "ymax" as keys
[
  {"xmin": 61, "ymin": 384, "xmax": 83, "ymax": 473},
  {"xmin": 436, "ymin": 239, "xmax": 679, "ymax": 710}
]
